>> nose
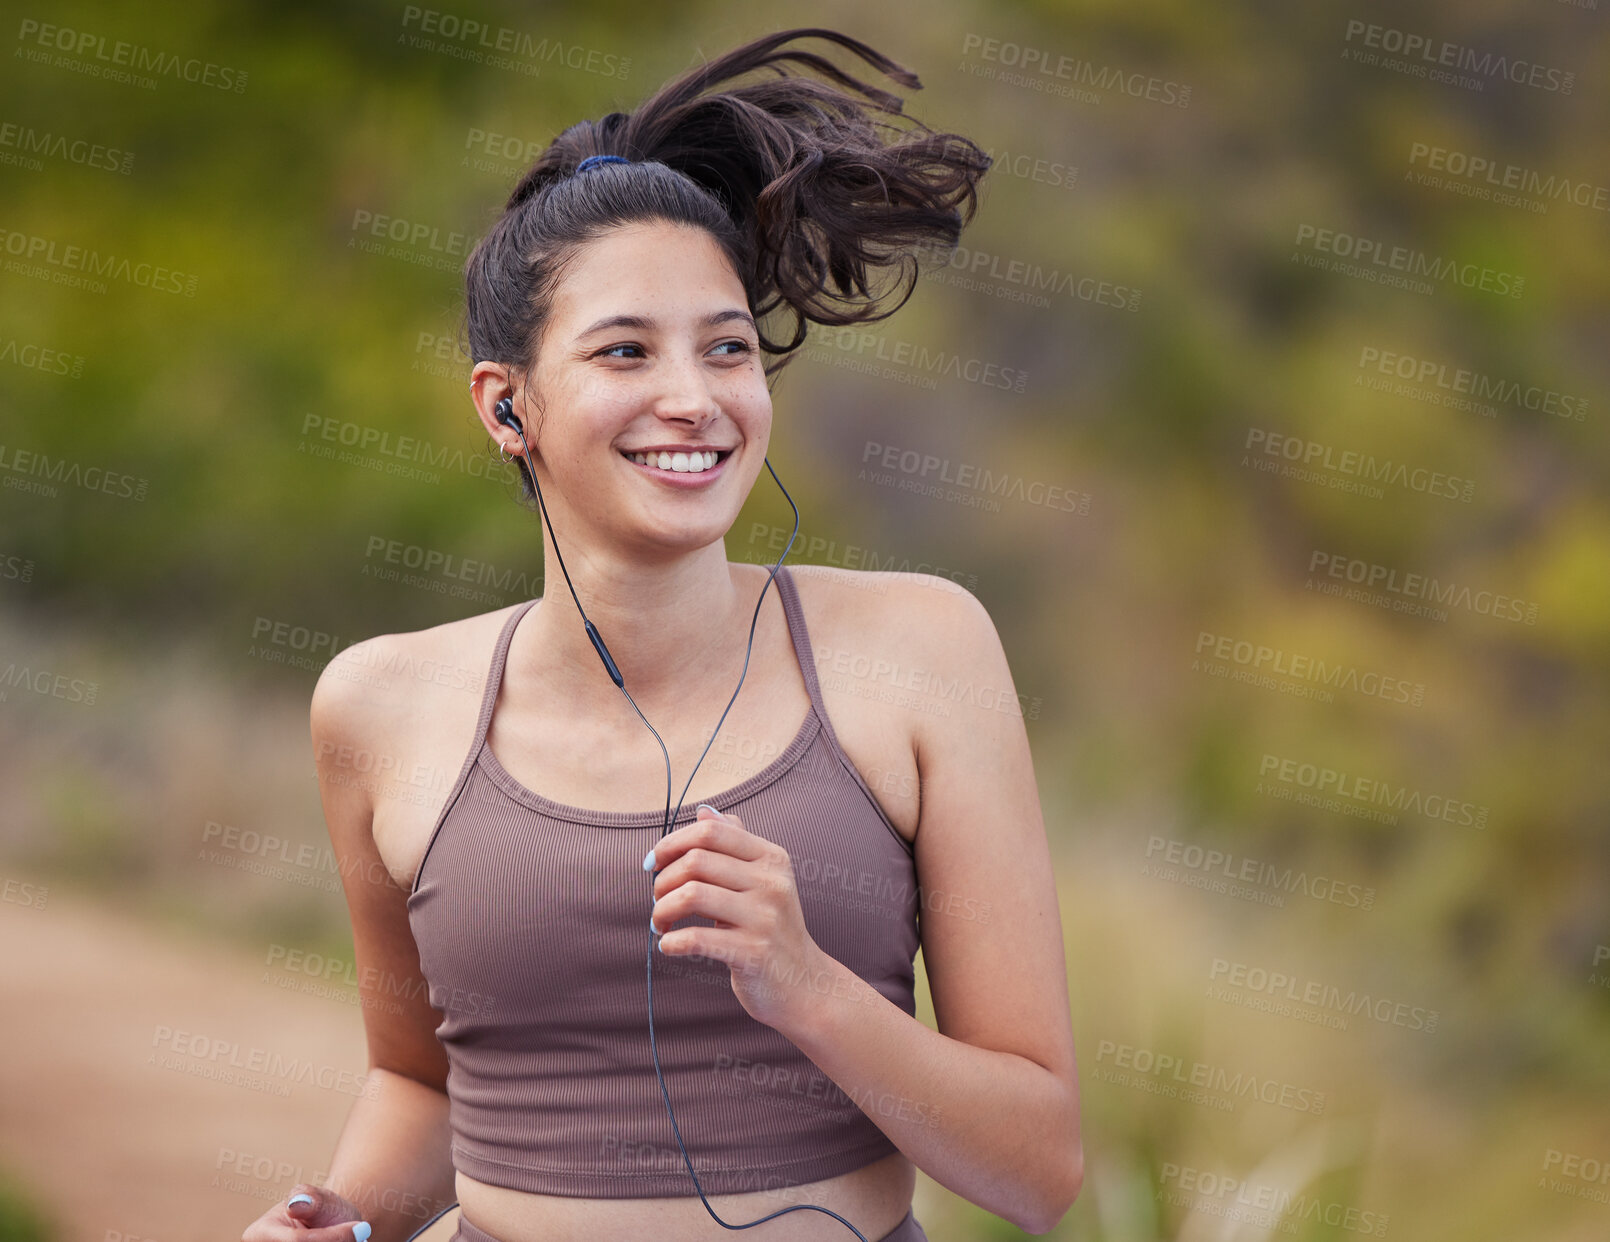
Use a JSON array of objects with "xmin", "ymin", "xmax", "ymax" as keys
[{"xmin": 651, "ymin": 352, "xmax": 722, "ymax": 427}]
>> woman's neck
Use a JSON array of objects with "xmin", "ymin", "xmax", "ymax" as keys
[{"xmin": 515, "ymin": 537, "xmax": 768, "ymax": 712}]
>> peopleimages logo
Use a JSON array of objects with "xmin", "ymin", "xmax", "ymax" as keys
[
  {"xmin": 1406, "ymin": 143, "xmax": 1609, "ymax": 215},
  {"xmin": 1293, "ymin": 223, "xmax": 1524, "ymax": 298},
  {"xmin": 14, "ymin": 17, "xmax": 250, "ymax": 92},
  {"xmin": 959, "ymin": 33, "xmax": 1191, "ymax": 107},
  {"xmin": 1355, "ymin": 344, "xmax": 1588, "ymax": 421},
  {"xmin": 806, "ymin": 325, "xmax": 1028, "ymax": 393},
  {"xmin": 932, "ymin": 244, "xmax": 1140, "ymax": 312},
  {"xmin": 1209, "ymin": 958, "xmax": 1440, "ymax": 1033},
  {"xmin": 1257, "ymin": 753, "xmax": 1488, "ymax": 829},
  {"xmin": 0, "ymin": 443, "xmax": 147, "ymax": 500},
  {"xmin": 0, "ymin": 119, "xmax": 134, "ymax": 174},
  {"xmin": 1094, "ymin": 1040, "xmax": 1327, "ymax": 1114},
  {"xmin": 1194, "ymin": 629, "xmax": 1427, "ymax": 707},
  {"xmin": 0, "ymin": 226, "xmax": 197, "ymax": 296},
  {"xmin": 0, "ymin": 334, "xmax": 86, "ymax": 378},
  {"xmin": 1308, "ymin": 550, "xmax": 1539, "ymax": 626},
  {"xmin": 1158, "ymin": 1162, "xmax": 1389, "ymax": 1236},
  {"xmin": 399, "ymin": 7, "xmax": 630, "ymax": 78},
  {"xmin": 1143, "ymin": 835, "xmax": 1375, "ymax": 909},
  {"xmin": 963, "ymin": 142, "xmax": 1078, "ymax": 190},
  {"xmin": 1243, "ymin": 427, "xmax": 1476, "ymax": 504},
  {"xmin": 1542, "ymin": 1148, "xmax": 1610, "ymax": 1190},
  {"xmin": 1341, "ymin": 20, "xmax": 1574, "ymax": 94},
  {"xmin": 861, "ymin": 441, "xmax": 1089, "ymax": 514}
]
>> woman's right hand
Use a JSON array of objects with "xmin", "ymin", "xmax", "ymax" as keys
[{"xmin": 241, "ymin": 1185, "xmax": 371, "ymax": 1241}]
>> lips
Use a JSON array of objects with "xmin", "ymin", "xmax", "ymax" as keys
[
  {"xmin": 622, "ymin": 448, "xmax": 728, "ymax": 474},
  {"xmin": 619, "ymin": 446, "xmax": 734, "ymax": 487}
]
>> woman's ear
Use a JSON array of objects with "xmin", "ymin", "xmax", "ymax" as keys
[{"xmin": 470, "ymin": 362, "xmax": 529, "ymax": 459}]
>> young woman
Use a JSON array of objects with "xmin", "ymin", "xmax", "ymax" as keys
[{"xmin": 243, "ymin": 27, "xmax": 1081, "ymax": 1242}]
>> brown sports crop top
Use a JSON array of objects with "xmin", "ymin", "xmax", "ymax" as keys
[{"xmin": 405, "ymin": 565, "xmax": 922, "ymax": 1197}]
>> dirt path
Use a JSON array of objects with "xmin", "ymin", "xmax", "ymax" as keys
[{"xmin": 0, "ymin": 879, "xmax": 459, "ymax": 1242}]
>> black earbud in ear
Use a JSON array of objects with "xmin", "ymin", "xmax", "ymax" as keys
[{"xmin": 494, "ymin": 396, "xmax": 522, "ymax": 434}]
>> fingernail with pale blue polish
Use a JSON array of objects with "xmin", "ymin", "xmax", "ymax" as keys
[
  {"xmin": 288, "ymin": 1194, "xmax": 313, "ymax": 1209},
  {"xmin": 649, "ymin": 915, "xmax": 658, "ymax": 934},
  {"xmin": 696, "ymin": 803, "xmax": 719, "ymax": 816},
  {"xmin": 354, "ymin": 1223, "xmax": 372, "ymax": 1242},
  {"xmin": 642, "ymin": 848, "xmax": 656, "ymax": 871}
]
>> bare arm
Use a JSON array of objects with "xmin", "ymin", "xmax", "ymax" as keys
[
  {"xmin": 310, "ymin": 643, "xmax": 460, "ymax": 1241},
  {"xmin": 322, "ymin": 1068, "xmax": 455, "ymax": 1238},
  {"xmin": 775, "ymin": 576, "xmax": 1083, "ymax": 1234}
]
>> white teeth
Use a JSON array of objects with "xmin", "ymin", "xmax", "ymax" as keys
[{"xmin": 627, "ymin": 450, "xmax": 721, "ymax": 473}]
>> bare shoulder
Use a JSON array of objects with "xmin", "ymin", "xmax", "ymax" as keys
[
  {"xmin": 781, "ymin": 561, "xmax": 985, "ymax": 614},
  {"xmin": 310, "ymin": 602, "xmax": 529, "ymax": 758},
  {"xmin": 781, "ymin": 563, "xmax": 1017, "ymax": 763},
  {"xmin": 782, "ymin": 563, "xmax": 1002, "ymax": 675}
]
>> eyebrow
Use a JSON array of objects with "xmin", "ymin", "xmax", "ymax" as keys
[{"xmin": 576, "ymin": 309, "xmax": 757, "ymax": 338}]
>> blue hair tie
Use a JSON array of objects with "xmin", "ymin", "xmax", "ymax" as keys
[{"xmin": 576, "ymin": 154, "xmax": 629, "ymax": 173}]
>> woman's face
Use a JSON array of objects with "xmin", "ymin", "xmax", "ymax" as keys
[{"xmin": 517, "ymin": 219, "xmax": 772, "ymax": 561}]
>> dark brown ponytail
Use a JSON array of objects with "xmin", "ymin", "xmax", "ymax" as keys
[{"xmin": 461, "ymin": 26, "xmax": 992, "ymax": 498}]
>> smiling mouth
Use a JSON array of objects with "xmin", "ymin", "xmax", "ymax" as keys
[{"xmin": 621, "ymin": 449, "xmax": 731, "ymax": 474}]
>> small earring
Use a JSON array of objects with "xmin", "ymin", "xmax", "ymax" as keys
[{"xmin": 499, "ymin": 441, "xmax": 515, "ymax": 462}]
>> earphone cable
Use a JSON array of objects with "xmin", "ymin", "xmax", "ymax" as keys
[{"xmin": 508, "ymin": 420, "xmax": 869, "ymax": 1239}]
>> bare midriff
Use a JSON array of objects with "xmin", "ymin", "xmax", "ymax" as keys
[{"xmin": 456, "ymin": 1150, "xmax": 915, "ymax": 1242}]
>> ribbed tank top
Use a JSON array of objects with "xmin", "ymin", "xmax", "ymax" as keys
[{"xmin": 405, "ymin": 565, "xmax": 921, "ymax": 1198}]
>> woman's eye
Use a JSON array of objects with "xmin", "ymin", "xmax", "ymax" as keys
[{"xmin": 595, "ymin": 340, "xmax": 752, "ymax": 360}]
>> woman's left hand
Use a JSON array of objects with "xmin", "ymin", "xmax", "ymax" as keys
[{"xmin": 646, "ymin": 804, "xmax": 831, "ymax": 1030}]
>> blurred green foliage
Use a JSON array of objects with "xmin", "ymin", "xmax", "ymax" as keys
[
  {"xmin": 0, "ymin": 1162, "xmax": 53, "ymax": 1242},
  {"xmin": 2, "ymin": 1, "xmax": 1608, "ymax": 1239}
]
